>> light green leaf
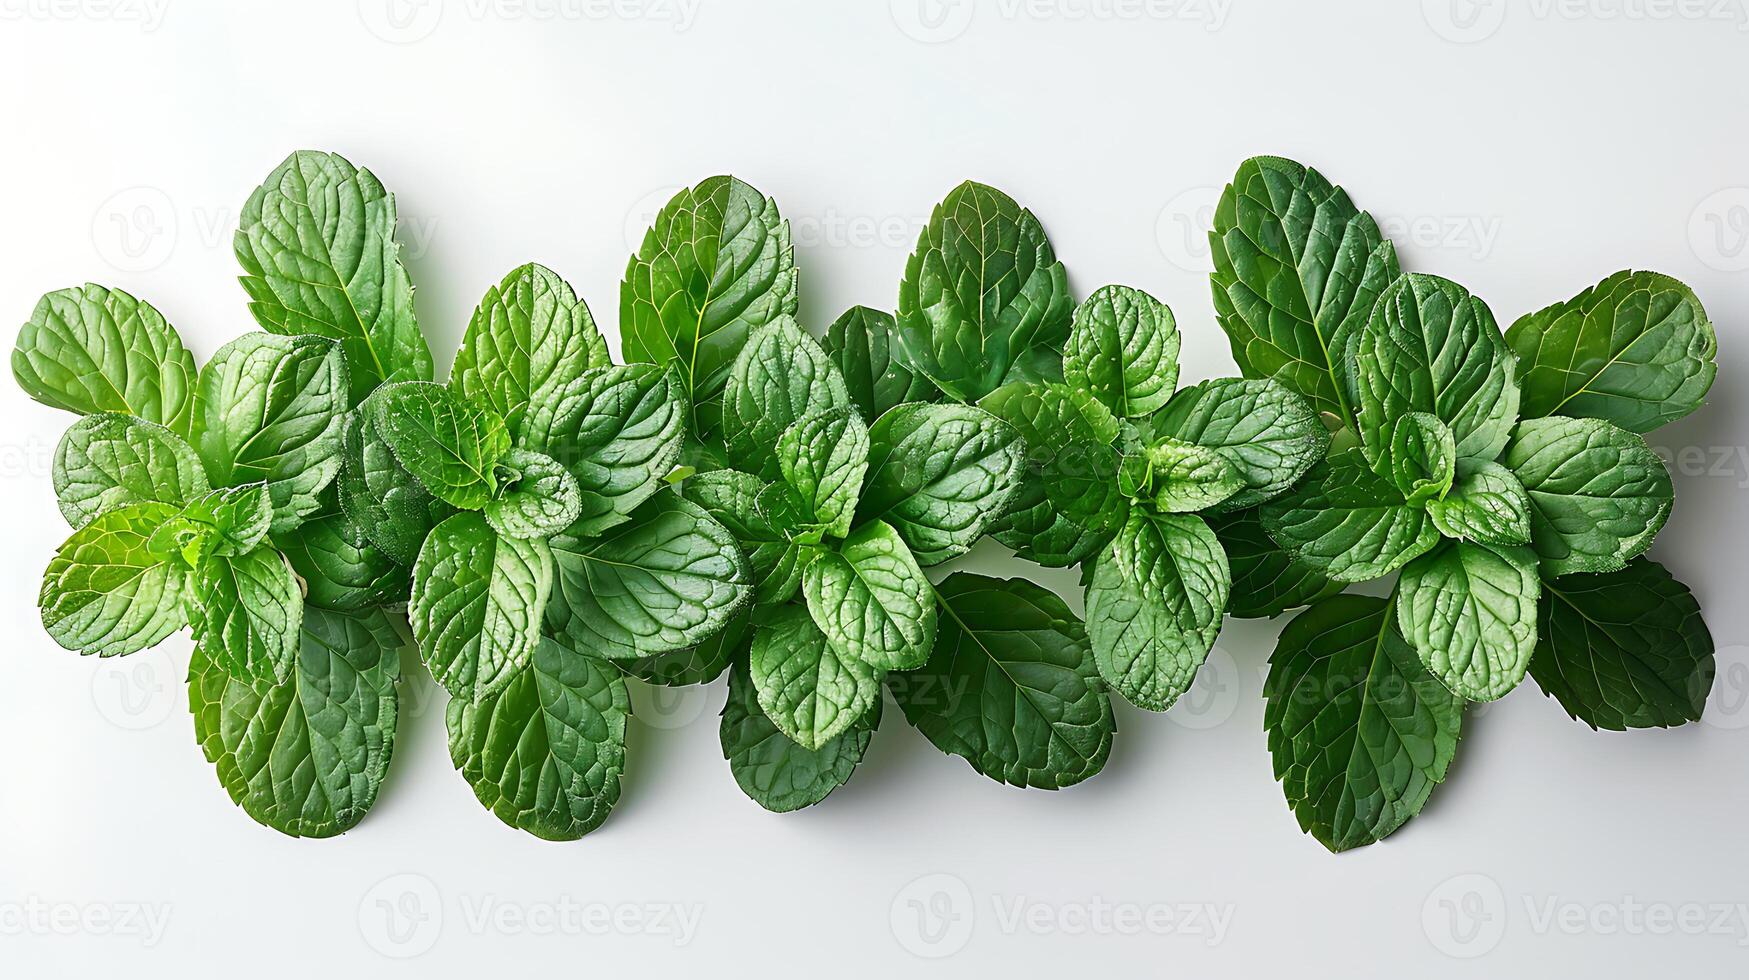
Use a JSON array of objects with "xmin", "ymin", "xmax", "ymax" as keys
[
  {"xmin": 897, "ymin": 181, "xmax": 1072, "ymax": 402},
  {"xmin": 190, "ymin": 604, "xmax": 401, "ymax": 838},
  {"xmin": 1264, "ymin": 595, "xmax": 1462, "ymax": 852},
  {"xmin": 274, "ymin": 510, "xmax": 407, "ymax": 611},
  {"xmin": 1531, "ymin": 558, "xmax": 1714, "ymax": 731},
  {"xmin": 410, "ymin": 513, "xmax": 552, "ymax": 702},
  {"xmin": 1121, "ymin": 437, "xmax": 1245, "ymax": 514},
  {"xmin": 1150, "ymin": 378, "xmax": 1329, "ymax": 511},
  {"xmin": 372, "ymin": 382, "xmax": 512, "ymax": 511},
  {"xmin": 1210, "ymin": 509, "xmax": 1342, "ymax": 619},
  {"xmin": 1210, "ymin": 157, "xmax": 1400, "ymax": 429},
  {"xmin": 680, "ymin": 470, "xmax": 809, "ymax": 606},
  {"xmin": 531, "ymin": 363, "xmax": 685, "ymax": 537},
  {"xmin": 189, "ymin": 546, "xmax": 303, "ymax": 685},
  {"xmin": 1426, "ymin": 460, "xmax": 1532, "ymax": 547},
  {"xmin": 176, "ymin": 484, "xmax": 274, "ymax": 557},
  {"xmin": 804, "ymin": 520, "xmax": 935, "ymax": 671},
  {"xmin": 722, "ymin": 317, "xmax": 850, "ymax": 478},
  {"xmin": 236, "ymin": 150, "xmax": 431, "ymax": 403},
  {"xmin": 776, "ymin": 409, "xmax": 869, "ymax": 540},
  {"xmin": 1259, "ymin": 449, "xmax": 1440, "ymax": 583},
  {"xmin": 447, "ymin": 635, "xmax": 629, "ymax": 840},
  {"xmin": 336, "ymin": 389, "xmax": 454, "ymax": 564},
  {"xmin": 857, "ymin": 403, "xmax": 1026, "ymax": 564},
  {"xmin": 13, "ymin": 284, "xmax": 198, "ymax": 434},
  {"xmin": 721, "ymin": 658, "xmax": 879, "ymax": 812},
  {"xmin": 39, "ymin": 501, "xmax": 189, "ymax": 657},
  {"xmin": 977, "ymin": 381, "xmax": 1119, "ymax": 460},
  {"xmin": 1062, "ymin": 284, "xmax": 1180, "ymax": 419},
  {"xmin": 1087, "ymin": 511, "xmax": 1229, "ymax": 711},
  {"xmin": 1396, "ymin": 542, "xmax": 1540, "ymax": 701},
  {"xmin": 824, "ymin": 306, "xmax": 937, "ymax": 421},
  {"xmin": 53, "ymin": 412, "xmax": 209, "ymax": 529},
  {"xmin": 749, "ymin": 605, "xmax": 881, "ymax": 751},
  {"xmin": 1504, "ymin": 417, "xmax": 1672, "ymax": 576},
  {"xmin": 892, "ymin": 573, "xmax": 1113, "ymax": 789},
  {"xmin": 451, "ymin": 262, "xmax": 611, "ymax": 441},
  {"xmin": 546, "ymin": 491, "xmax": 751, "ymax": 659},
  {"xmin": 1380, "ymin": 413, "xmax": 1456, "ymax": 505},
  {"xmin": 1507, "ymin": 270, "xmax": 1716, "ymax": 433},
  {"xmin": 193, "ymin": 333, "xmax": 348, "ymax": 533},
  {"xmin": 484, "ymin": 449, "xmax": 581, "ymax": 540}
]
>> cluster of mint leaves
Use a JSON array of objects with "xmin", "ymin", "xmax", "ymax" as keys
[{"xmin": 1209, "ymin": 156, "xmax": 1719, "ymax": 851}]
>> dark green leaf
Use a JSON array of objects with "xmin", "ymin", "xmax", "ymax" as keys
[
  {"xmin": 1259, "ymin": 449, "xmax": 1439, "ymax": 583},
  {"xmin": 721, "ymin": 658, "xmax": 879, "ymax": 812},
  {"xmin": 1504, "ymin": 417, "xmax": 1672, "ymax": 576},
  {"xmin": 336, "ymin": 389, "xmax": 454, "ymax": 564},
  {"xmin": 532, "ymin": 363, "xmax": 685, "ymax": 537},
  {"xmin": 1149, "ymin": 378, "xmax": 1328, "ymax": 512},
  {"xmin": 824, "ymin": 306, "xmax": 937, "ymax": 421},
  {"xmin": 410, "ymin": 513, "xmax": 552, "ymax": 702},
  {"xmin": 274, "ymin": 510, "xmax": 408, "ymax": 611},
  {"xmin": 622, "ymin": 610, "xmax": 747, "ymax": 686},
  {"xmin": 722, "ymin": 318, "xmax": 850, "ymax": 478},
  {"xmin": 1062, "ymin": 284, "xmax": 1180, "ymax": 419},
  {"xmin": 858, "ymin": 403, "xmax": 1026, "ymax": 565},
  {"xmin": 749, "ymin": 605, "xmax": 880, "ymax": 750},
  {"xmin": 372, "ymin": 382, "xmax": 511, "ymax": 511},
  {"xmin": 1210, "ymin": 509, "xmax": 1342, "ymax": 619}
]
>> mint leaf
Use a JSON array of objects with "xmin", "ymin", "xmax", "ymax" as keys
[
  {"xmin": 236, "ymin": 150, "xmax": 431, "ymax": 404},
  {"xmin": 1260, "ymin": 449, "xmax": 1439, "ymax": 583},
  {"xmin": 1149, "ymin": 378, "xmax": 1328, "ymax": 512},
  {"xmin": 533, "ymin": 363, "xmax": 684, "ymax": 537},
  {"xmin": 173, "ymin": 483, "xmax": 274, "ymax": 558},
  {"xmin": 893, "ymin": 573, "xmax": 1113, "ymax": 789},
  {"xmin": 1087, "ymin": 511, "xmax": 1229, "ymax": 711},
  {"xmin": 721, "ymin": 658, "xmax": 879, "ymax": 812},
  {"xmin": 1062, "ymin": 284, "xmax": 1181, "ymax": 419},
  {"xmin": 857, "ymin": 403, "xmax": 1026, "ymax": 564},
  {"xmin": 411, "ymin": 513, "xmax": 553, "ymax": 702},
  {"xmin": 1381, "ymin": 413, "xmax": 1457, "ymax": 504},
  {"xmin": 897, "ymin": 181, "xmax": 1071, "ymax": 402},
  {"xmin": 722, "ymin": 317, "xmax": 850, "ymax": 477},
  {"xmin": 39, "ymin": 501, "xmax": 189, "ymax": 657},
  {"xmin": 1531, "ymin": 558, "xmax": 1714, "ymax": 730},
  {"xmin": 447, "ymin": 635, "xmax": 629, "ymax": 840},
  {"xmin": 1425, "ymin": 460, "xmax": 1532, "ymax": 547},
  {"xmin": 1507, "ymin": 270, "xmax": 1716, "ymax": 433},
  {"xmin": 190, "ymin": 605, "xmax": 401, "ymax": 838},
  {"xmin": 336, "ymin": 390, "xmax": 454, "ymax": 564},
  {"xmin": 621, "ymin": 176, "xmax": 797, "ymax": 437},
  {"xmin": 193, "ymin": 333, "xmax": 347, "ymax": 533},
  {"xmin": 1122, "ymin": 437, "xmax": 1245, "ymax": 514},
  {"xmin": 776, "ymin": 409, "xmax": 869, "ymax": 540},
  {"xmin": 484, "ymin": 449, "xmax": 581, "ymax": 540},
  {"xmin": 1210, "ymin": 156, "xmax": 1399, "ymax": 429},
  {"xmin": 274, "ymin": 510, "xmax": 408, "ymax": 611},
  {"xmin": 373, "ymin": 382, "xmax": 512, "ymax": 511},
  {"xmin": 989, "ymin": 481, "xmax": 1108, "ymax": 568},
  {"xmin": 1396, "ymin": 541, "xmax": 1540, "ymax": 701},
  {"xmin": 623, "ymin": 611, "xmax": 746, "ymax": 687},
  {"xmin": 189, "ymin": 546, "xmax": 303, "ymax": 685},
  {"xmin": 749, "ymin": 605, "xmax": 881, "ymax": 751},
  {"xmin": 1210, "ymin": 510, "xmax": 1342, "ymax": 619},
  {"xmin": 824, "ymin": 306, "xmax": 936, "ymax": 421},
  {"xmin": 680, "ymin": 469, "xmax": 810, "ymax": 606},
  {"xmin": 804, "ymin": 520, "xmax": 935, "ymax": 671},
  {"xmin": 978, "ymin": 381, "xmax": 1119, "ymax": 459},
  {"xmin": 53, "ymin": 412, "xmax": 209, "ymax": 529},
  {"xmin": 1504, "ymin": 417, "xmax": 1672, "ymax": 576},
  {"xmin": 13, "ymin": 284, "xmax": 198, "ymax": 434},
  {"xmin": 546, "ymin": 491, "xmax": 751, "ymax": 659},
  {"xmin": 1264, "ymin": 595, "xmax": 1462, "ymax": 852},
  {"xmin": 451, "ymin": 262, "xmax": 611, "ymax": 441}
]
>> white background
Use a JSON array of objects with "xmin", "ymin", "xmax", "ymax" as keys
[{"xmin": 2, "ymin": 1, "xmax": 1747, "ymax": 976}]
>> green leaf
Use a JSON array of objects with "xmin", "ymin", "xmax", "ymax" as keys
[
  {"xmin": 803, "ymin": 520, "xmax": 936, "ymax": 671},
  {"xmin": 1122, "ymin": 437, "xmax": 1245, "ymax": 514},
  {"xmin": 39, "ymin": 501, "xmax": 189, "ymax": 657},
  {"xmin": 1531, "ymin": 558, "xmax": 1714, "ymax": 730},
  {"xmin": 824, "ymin": 306, "xmax": 937, "ymax": 421},
  {"xmin": 1396, "ymin": 542, "xmax": 1540, "ymax": 701},
  {"xmin": 451, "ymin": 262, "xmax": 611, "ymax": 442},
  {"xmin": 1259, "ymin": 449, "xmax": 1440, "ymax": 583},
  {"xmin": 193, "ymin": 333, "xmax": 348, "ymax": 533},
  {"xmin": 1209, "ymin": 156, "xmax": 1400, "ymax": 429},
  {"xmin": 274, "ymin": 510, "xmax": 408, "ymax": 611},
  {"xmin": 53, "ymin": 412, "xmax": 209, "ymax": 529},
  {"xmin": 410, "ymin": 513, "xmax": 553, "ymax": 702},
  {"xmin": 336, "ymin": 390, "xmax": 454, "ymax": 564},
  {"xmin": 749, "ymin": 605, "xmax": 881, "ymax": 751},
  {"xmin": 680, "ymin": 469, "xmax": 810, "ymax": 606},
  {"xmin": 531, "ymin": 363, "xmax": 685, "ymax": 537},
  {"xmin": 447, "ymin": 635, "xmax": 629, "ymax": 840},
  {"xmin": 1209, "ymin": 509, "xmax": 1342, "ymax": 619},
  {"xmin": 1264, "ymin": 595, "xmax": 1463, "ymax": 852},
  {"xmin": 621, "ymin": 176, "xmax": 797, "ymax": 437},
  {"xmin": 484, "ymin": 449, "xmax": 581, "ymax": 540},
  {"xmin": 1149, "ymin": 378, "xmax": 1328, "ymax": 512},
  {"xmin": 13, "ymin": 284, "xmax": 198, "ymax": 434},
  {"xmin": 1062, "ymin": 284, "xmax": 1181, "ymax": 419},
  {"xmin": 546, "ymin": 491, "xmax": 751, "ymax": 659},
  {"xmin": 721, "ymin": 658, "xmax": 879, "ymax": 812},
  {"xmin": 190, "ymin": 604, "xmax": 401, "ymax": 838},
  {"xmin": 1380, "ymin": 413, "xmax": 1457, "ymax": 505},
  {"xmin": 189, "ymin": 546, "xmax": 303, "ymax": 685},
  {"xmin": 236, "ymin": 150, "xmax": 431, "ymax": 404},
  {"xmin": 989, "ymin": 480, "xmax": 1109, "ymax": 569},
  {"xmin": 1425, "ymin": 461, "xmax": 1532, "ymax": 547},
  {"xmin": 892, "ymin": 573, "xmax": 1113, "ymax": 789},
  {"xmin": 1355, "ymin": 273, "xmax": 1520, "ymax": 463},
  {"xmin": 372, "ymin": 381, "xmax": 512, "ymax": 511},
  {"xmin": 722, "ymin": 317, "xmax": 850, "ymax": 478},
  {"xmin": 1506, "ymin": 270, "xmax": 1717, "ymax": 433},
  {"xmin": 977, "ymin": 381, "xmax": 1119, "ymax": 460},
  {"xmin": 622, "ymin": 610, "xmax": 746, "ymax": 686},
  {"xmin": 1086, "ymin": 511, "xmax": 1229, "ymax": 711},
  {"xmin": 1043, "ymin": 442, "xmax": 1129, "ymax": 533},
  {"xmin": 1503, "ymin": 417, "xmax": 1673, "ymax": 576},
  {"xmin": 177, "ymin": 484, "xmax": 274, "ymax": 557},
  {"xmin": 857, "ymin": 403, "xmax": 1026, "ymax": 565},
  {"xmin": 776, "ymin": 409, "xmax": 869, "ymax": 539},
  {"xmin": 897, "ymin": 181, "xmax": 1072, "ymax": 401}
]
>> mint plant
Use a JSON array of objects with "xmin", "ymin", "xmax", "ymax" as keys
[
  {"xmin": 1210, "ymin": 156, "xmax": 1719, "ymax": 851},
  {"xmin": 17, "ymin": 150, "xmax": 428, "ymax": 837}
]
